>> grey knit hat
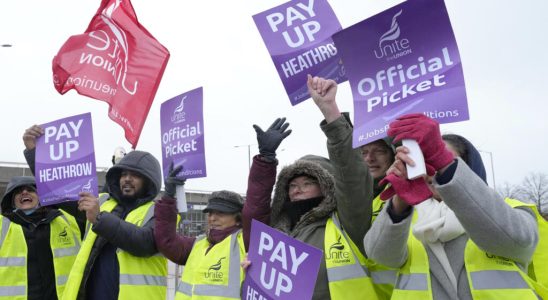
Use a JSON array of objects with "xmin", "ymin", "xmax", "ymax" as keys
[{"xmin": 203, "ymin": 190, "xmax": 244, "ymax": 214}]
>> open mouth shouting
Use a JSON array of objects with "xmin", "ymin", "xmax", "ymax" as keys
[{"xmin": 13, "ymin": 186, "xmax": 39, "ymax": 210}]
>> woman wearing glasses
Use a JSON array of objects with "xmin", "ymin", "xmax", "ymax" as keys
[{"xmin": 243, "ymin": 75, "xmax": 380, "ymax": 300}]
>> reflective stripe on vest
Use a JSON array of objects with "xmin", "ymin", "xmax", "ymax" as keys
[
  {"xmin": 327, "ymin": 214, "xmax": 370, "ymax": 282},
  {"xmin": 330, "ymin": 213, "xmax": 398, "ymax": 287},
  {"xmin": 63, "ymin": 197, "xmax": 167, "ymax": 300},
  {"xmin": 177, "ymin": 231, "xmax": 243, "ymax": 299},
  {"xmin": 177, "ymin": 281, "xmax": 192, "ymax": 295},
  {"xmin": 0, "ymin": 256, "xmax": 25, "ymax": 266},
  {"xmin": 470, "ymin": 270, "xmax": 530, "ymax": 290},
  {"xmin": 116, "ymin": 201, "xmax": 168, "ymax": 299},
  {"xmin": 371, "ymin": 270, "xmax": 398, "ymax": 285},
  {"xmin": 0, "ymin": 286, "xmax": 26, "ymax": 297},
  {"xmin": 50, "ymin": 210, "xmax": 82, "ymax": 300},
  {"xmin": 120, "ymin": 274, "xmax": 167, "ymax": 286},
  {"xmin": 1, "ymin": 211, "xmax": 80, "ymax": 300},
  {"xmin": 0, "ymin": 216, "xmax": 27, "ymax": 299},
  {"xmin": 392, "ymin": 198, "xmax": 544, "ymax": 300},
  {"xmin": 395, "ymin": 273, "xmax": 428, "ymax": 291},
  {"xmin": 0, "ymin": 217, "xmax": 10, "ymax": 247},
  {"xmin": 326, "ymin": 213, "xmax": 394, "ymax": 299},
  {"xmin": 57, "ymin": 275, "xmax": 68, "ymax": 286}
]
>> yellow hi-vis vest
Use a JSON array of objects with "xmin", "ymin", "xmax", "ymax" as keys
[
  {"xmin": 325, "ymin": 213, "xmax": 396, "ymax": 299},
  {"xmin": 528, "ymin": 204, "xmax": 548, "ymax": 289},
  {"xmin": 62, "ymin": 194, "xmax": 168, "ymax": 300},
  {"xmin": 371, "ymin": 194, "xmax": 385, "ymax": 223},
  {"xmin": 0, "ymin": 210, "xmax": 81, "ymax": 300},
  {"xmin": 390, "ymin": 198, "xmax": 548, "ymax": 300},
  {"xmin": 176, "ymin": 230, "xmax": 245, "ymax": 300}
]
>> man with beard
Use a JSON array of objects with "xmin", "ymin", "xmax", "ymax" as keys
[{"xmin": 21, "ymin": 125, "xmax": 166, "ymax": 300}]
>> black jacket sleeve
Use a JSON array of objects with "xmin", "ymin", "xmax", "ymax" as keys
[{"xmin": 92, "ymin": 211, "xmax": 157, "ymax": 257}]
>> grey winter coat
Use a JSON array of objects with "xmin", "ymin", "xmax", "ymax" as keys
[{"xmin": 364, "ymin": 158, "xmax": 538, "ymax": 300}]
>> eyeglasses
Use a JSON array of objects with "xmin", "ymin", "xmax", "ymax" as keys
[{"xmin": 288, "ymin": 180, "xmax": 319, "ymax": 192}]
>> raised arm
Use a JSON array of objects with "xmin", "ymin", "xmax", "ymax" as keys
[
  {"xmin": 22, "ymin": 124, "xmax": 43, "ymax": 175},
  {"xmin": 307, "ymin": 75, "xmax": 374, "ymax": 254},
  {"xmin": 242, "ymin": 118, "xmax": 291, "ymax": 250},
  {"xmin": 436, "ymin": 159, "xmax": 538, "ymax": 265},
  {"xmin": 153, "ymin": 163, "xmax": 195, "ymax": 264},
  {"xmin": 154, "ymin": 194, "xmax": 196, "ymax": 265}
]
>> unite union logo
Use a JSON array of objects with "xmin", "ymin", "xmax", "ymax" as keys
[
  {"xmin": 57, "ymin": 226, "xmax": 72, "ymax": 245},
  {"xmin": 326, "ymin": 235, "xmax": 350, "ymax": 260},
  {"xmin": 205, "ymin": 257, "xmax": 226, "ymax": 281},
  {"xmin": 171, "ymin": 95, "xmax": 187, "ymax": 124},
  {"xmin": 81, "ymin": 178, "xmax": 94, "ymax": 193},
  {"xmin": 373, "ymin": 9, "xmax": 412, "ymax": 61}
]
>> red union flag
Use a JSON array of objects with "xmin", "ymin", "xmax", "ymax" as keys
[{"xmin": 52, "ymin": 0, "xmax": 170, "ymax": 148}]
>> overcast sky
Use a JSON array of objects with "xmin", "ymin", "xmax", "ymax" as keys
[{"xmin": 1, "ymin": 0, "xmax": 547, "ymax": 194}]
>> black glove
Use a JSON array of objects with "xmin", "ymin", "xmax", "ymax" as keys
[
  {"xmin": 253, "ymin": 117, "xmax": 292, "ymax": 162},
  {"xmin": 164, "ymin": 162, "xmax": 186, "ymax": 198}
]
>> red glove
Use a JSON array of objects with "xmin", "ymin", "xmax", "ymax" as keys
[
  {"xmin": 379, "ymin": 173, "xmax": 433, "ymax": 205},
  {"xmin": 388, "ymin": 113, "xmax": 454, "ymax": 171}
]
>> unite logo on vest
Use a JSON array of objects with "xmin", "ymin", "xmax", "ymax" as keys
[
  {"xmin": 485, "ymin": 252, "xmax": 513, "ymax": 267},
  {"xmin": 57, "ymin": 226, "xmax": 72, "ymax": 245},
  {"xmin": 204, "ymin": 257, "xmax": 226, "ymax": 282},
  {"xmin": 326, "ymin": 235, "xmax": 351, "ymax": 263}
]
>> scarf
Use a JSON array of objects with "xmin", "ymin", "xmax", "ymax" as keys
[
  {"xmin": 206, "ymin": 225, "xmax": 240, "ymax": 246},
  {"xmin": 412, "ymin": 199, "xmax": 465, "ymax": 292},
  {"xmin": 283, "ymin": 196, "xmax": 324, "ymax": 229}
]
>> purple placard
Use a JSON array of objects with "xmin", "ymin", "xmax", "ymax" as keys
[
  {"xmin": 35, "ymin": 112, "xmax": 98, "ymax": 205},
  {"xmin": 253, "ymin": 0, "xmax": 347, "ymax": 106},
  {"xmin": 160, "ymin": 87, "xmax": 206, "ymax": 180},
  {"xmin": 332, "ymin": 0, "xmax": 469, "ymax": 148},
  {"xmin": 242, "ymin": 220, "xmax": 322, "ymax": 300}
]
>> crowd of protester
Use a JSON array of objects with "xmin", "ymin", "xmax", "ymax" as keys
[{"xmin": 1, "ymin": 76, "xmax": 546, "ymax": 300}]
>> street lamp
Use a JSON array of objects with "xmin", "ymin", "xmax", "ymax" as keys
[
  {"xmin": 479, "ymin": 150, "xmax": 496, "ymax": 189},
  {"xmin": 234, "ymin": 144, "xmax": 255, "ymax": 170}
]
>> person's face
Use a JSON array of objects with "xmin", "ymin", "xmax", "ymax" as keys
[
  {"xmin": 361, "ymin": 140, "xmax": 394, "ymax": 180},
  {"xmin": 119, "ymin": 170, "xmax": 145, "ymax": 197},
  {"xmin": 12, "ymin": 185, "xmax": 39, "ymax": 210},
  {"xmin": 288, "ymin": 176, "xmax": 322, "ymax": 202},
  {"xmin": 207, "ymin": 210, "xmax": 238, "ymax": 230},
  {"xmin": 444, "ymin": 141, "xmax": 460, "ymax": 158}
]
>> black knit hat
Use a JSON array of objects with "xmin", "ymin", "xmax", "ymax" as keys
[{"xmin": 203, "ymin": 190, "xmax": 244, "ymax": 214}]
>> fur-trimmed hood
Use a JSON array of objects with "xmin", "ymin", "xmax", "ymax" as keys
[{"xmin": 271, "ymin": 155, "xmax": 336, "ymax": 233}]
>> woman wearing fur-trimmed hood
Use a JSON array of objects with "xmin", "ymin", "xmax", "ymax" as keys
[
  {"xmin": 243, "ymin": 114, "xmax": 374, "ymax": 300},
  {"xmin": 270, "ymin": 155, "xmax": 336, "ymax": 234}
]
